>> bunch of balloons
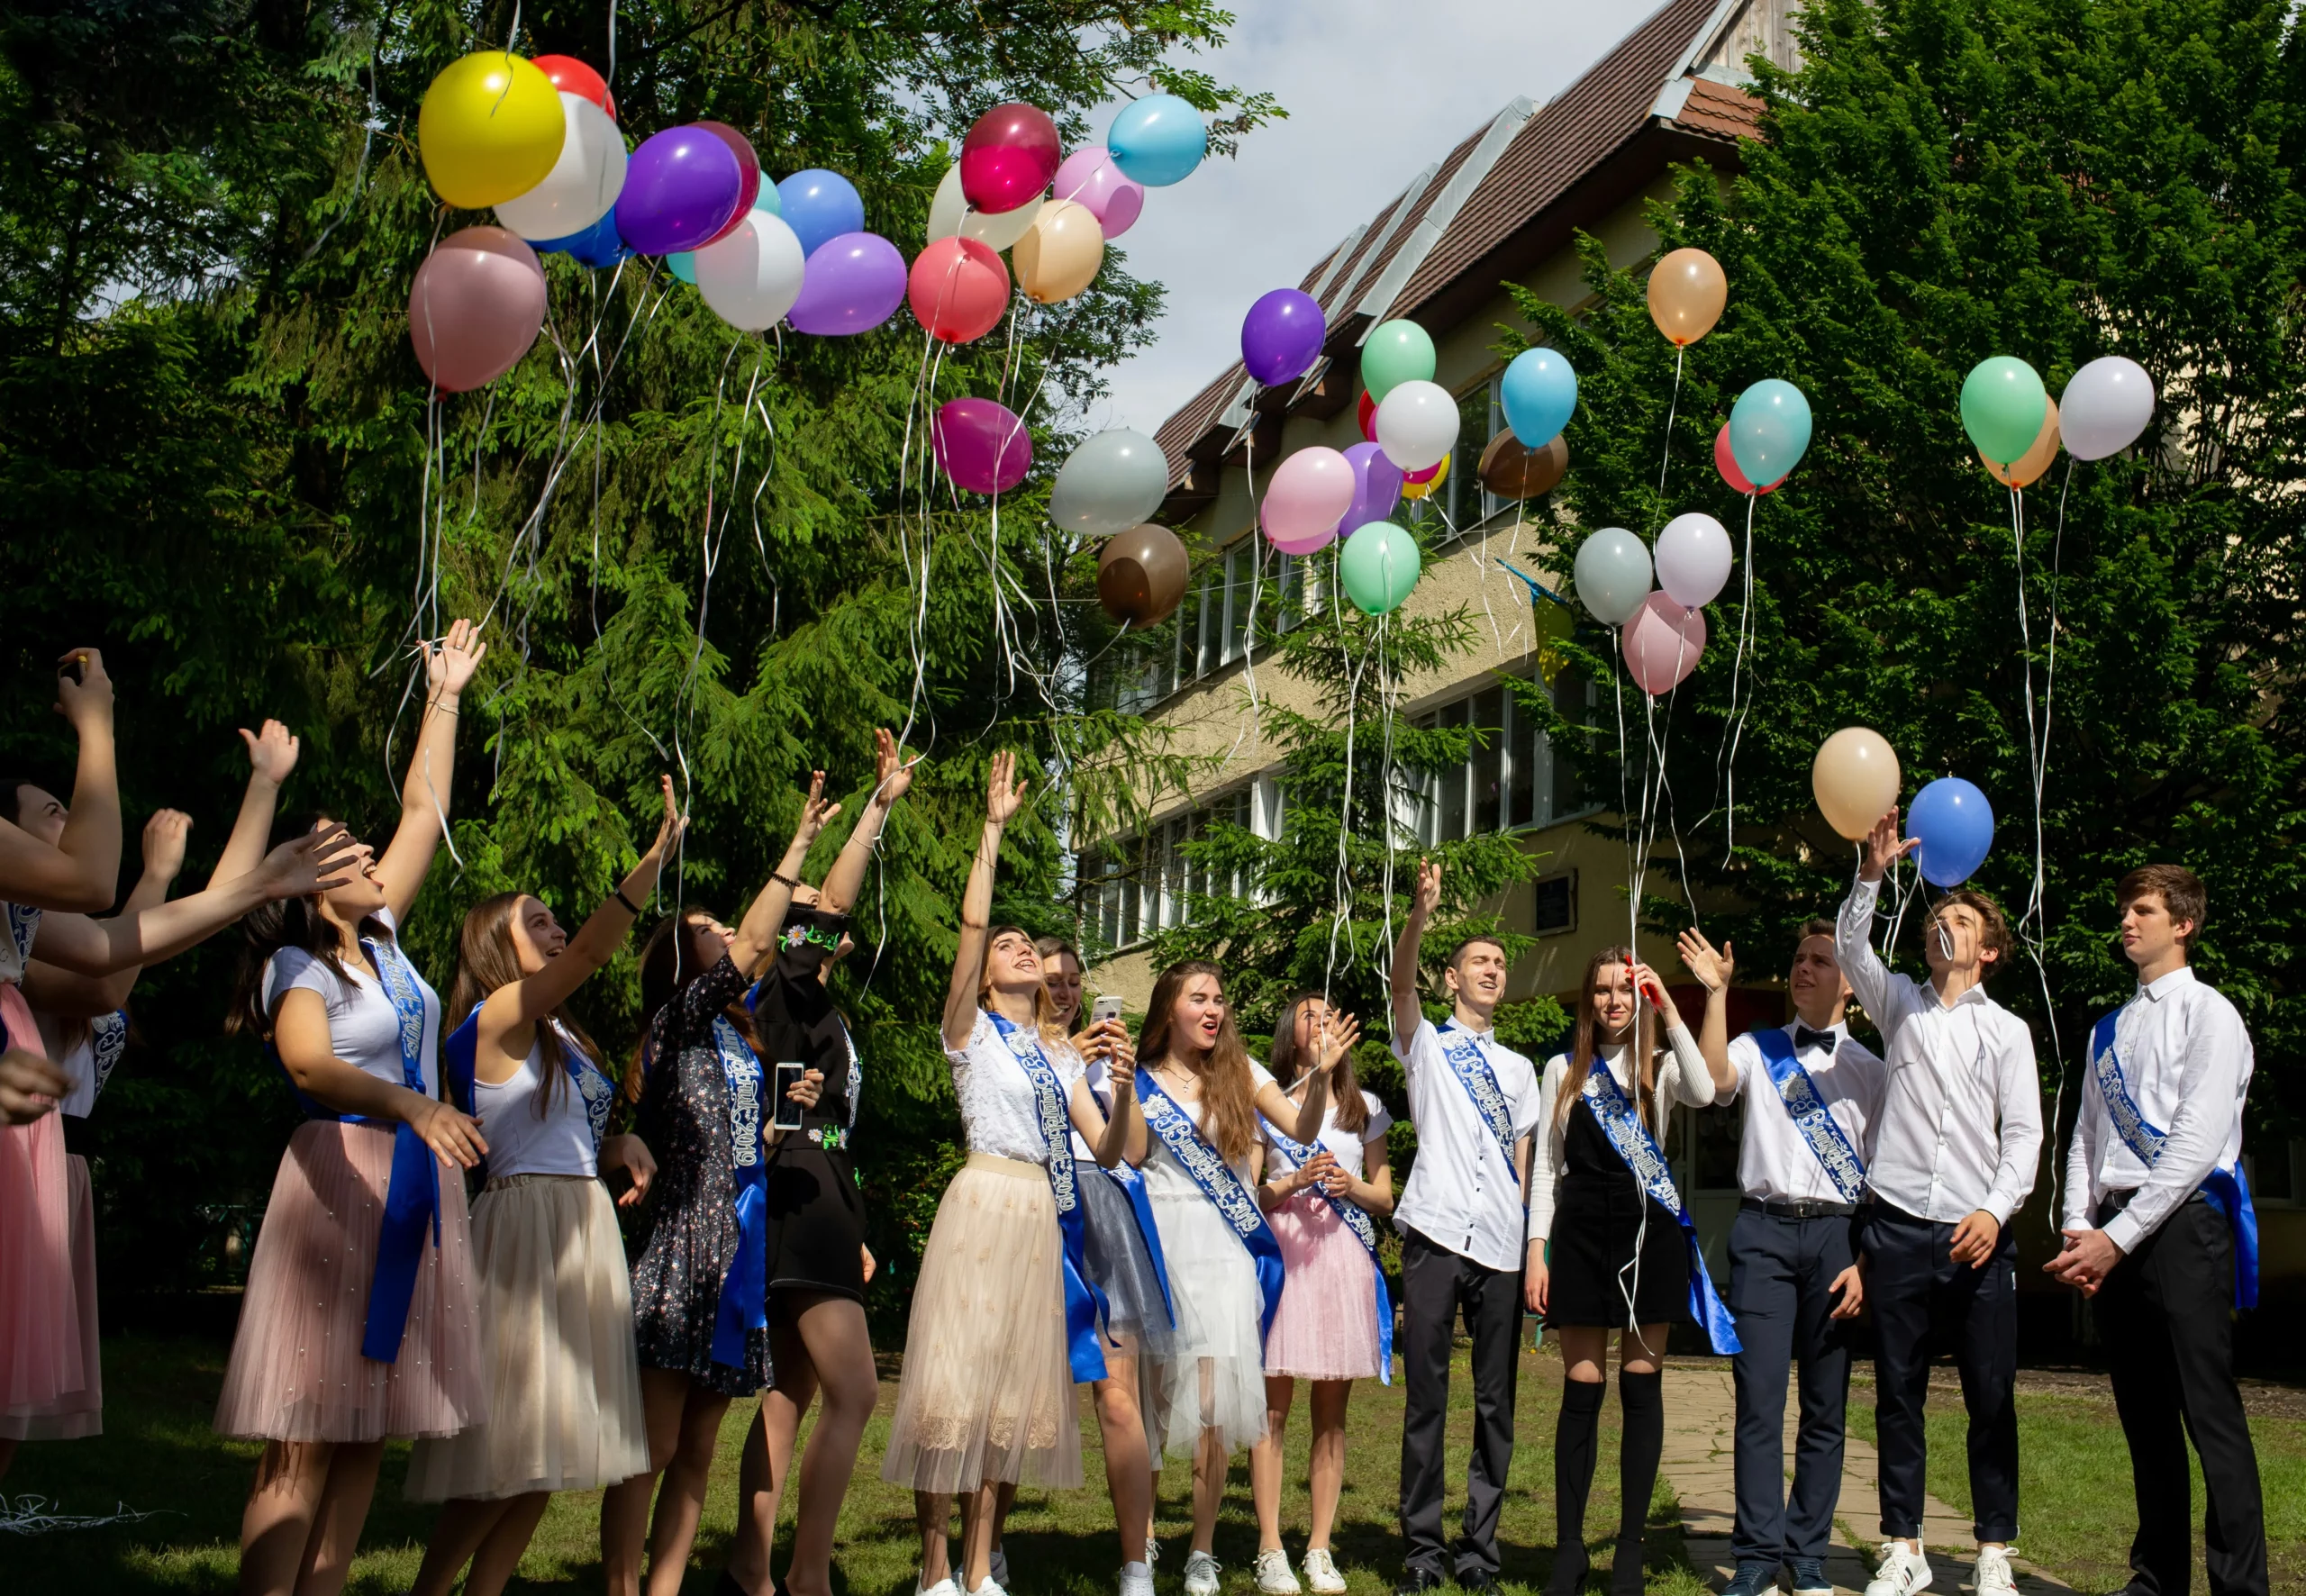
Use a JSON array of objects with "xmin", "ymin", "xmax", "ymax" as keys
[
  {"xmin": 1960, "ymin": 354, "xmax": 2156, "ymax": 485},
  {"xmin": 1719, "ymin": 378, "xmax": 1813, "ymax": 495},
  {"xmin": 1054, "ymin": 431, "xmax": 1192, "ymax": 629},
  {"xmin": 1810, "ymin": 730, "xmax": 1997, "ymax": 886}
]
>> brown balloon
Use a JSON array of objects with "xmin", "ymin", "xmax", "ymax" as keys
[
  {"xmin": 1097, "ymin": 523, "xmax": 1190, "ymax": 627},
  {"xmin": 1478, "ymin": 431, "xmax": 1569, "ymax": 499},
  {"xmin": 1982, "ymin": 395, "xmax": 2061, "ymax": 488}
]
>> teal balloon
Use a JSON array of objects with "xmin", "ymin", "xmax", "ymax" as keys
[
  {"xmin": 668, "ymin": 250, "xmax": 696, "ymax": 285},
  {"xmin": 1728, "ymin": 378, "xmax": 1811, "ymax": 487},
  {"xmin": 1108, "ymin": 94, "xmax": 1207, "ymax": 186},
  {"xmin": 1500, "ymin": 348, "xmax": 1576, "ymax": 446},
  {"xmin": 1339, "ymin": 521, "xmax": 1421, "ymax": 614},
  {"xmin": 1361, "ymin": 320, "xmax": 1436, "ymax": 404},
  {"xmin": 1960, "ymin": 356, "xmax": 2047, "ymax": 466},
  {"xmin": 753, "ymin": 184, "xmax": 781, "ymax": 216}
]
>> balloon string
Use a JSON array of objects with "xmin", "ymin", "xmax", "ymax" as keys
[
  {"xmin": 2009, "ymin": 469, "xmax": 2072, "ymax": 1239},
  {"xmin": 1322, "ymin": 545, "xmax": 1369, "ymax": 1003},
  {"xmin": 1716, "ymin": 488, "xmax": 1759, "ymax": 856},
  {"xmin": 1657, "ymin": 344, "xmax": 1684, "ymax": 497}
]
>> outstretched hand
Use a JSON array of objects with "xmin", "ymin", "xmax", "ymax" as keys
[
  {"xmin": 257, "ymin": 822, "xmax": 360, "ymax": 899},
  {"xmin": 240, "ymin": 720, "xmax": 301, "ymax": 785},
  {"xmin": 54, "ymin": 647, "xmax": 113, "ymax": 729},
  {"xmin": 141, "ymin": 809, "xmax": 193, "ymax": 885},
  {"xmin": 1860, "ymin": 807, "xmax": 1918, "ymax": 884},
  {"xmin": 794, "ymin": 770, "xmax": 840, "ymax": 848},
  {"xmin": 1316, "ymin": 1011, "xmax": 1363, "ymax": 1075},
  {"xmin": 425, "ymin": 618, "xmax": 487, "ymax": 700},
  {"xmin": 645, "ymin": 775, "xmax": 687, "ymax": 860},
  {"xmin": 1675, "ymin": 927, "xmax": 1734, "ymax": 993},
  {"xmin": 986, "ymin": 750, "xmax": 1028, "ymax": 826},
  {"xmin": 872, "ymin": 727, "xmax": 915, "ymax": 805},
  {"xmin": 1412, "ymin": 857, "xmax": 1443, "ymax": 919}
]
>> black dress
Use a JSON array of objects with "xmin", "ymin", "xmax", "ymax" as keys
[
  {"xmin": 751, "ymin": 963, "xmax": 867, "ymax": 1307},
  {"xmin": 1544, "ymin": 1084, "xmax": 1691, "ymax": 1328}
]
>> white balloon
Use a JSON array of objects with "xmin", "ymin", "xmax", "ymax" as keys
[
  {"xmin": 2060, "ymin": 355, "xmax": 2156, "ymax": 462},
  {"xmin": 494, "ymin": 94, "xmax": 628, "ymax": 240},
  {"xmin": 695, "ymin": 210, "xmax": 807, "ymax": 331},
  {"xmin": 1373, "ymin": 379, "xmax": 1457, "ymax": 471},
  {"xmin": 1573, "ymin": 527, "xmax": 1652, "ymax": 627},
  {"xmin": 927, "ymin": 161, "xmax": 1043, "ymax": 252},
  {"xmin": 1050, "ymin": 429, "xmax": 1169, "ymax": 536},
  {"xmin": 1654, "ymin": 512, "xmax": 1732, "ymax": 609}
]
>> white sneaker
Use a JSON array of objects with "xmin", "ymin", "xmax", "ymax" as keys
[
  {"xmin": 1121, "ymin": 1562, "xmax": 1156, "ymax": 1596},
  {"xmin": 1864, "ymin": 1542, "xmax": 1932, "ymax": 1596},
  {"xmin": 1147, "ymin": 1538, "xmax": 1162, "ymax": 1568},
  {"xmin": 1185, "ymin": 1550, "xmax": 1224, "ymax": 1596},
  {"xmin": 1974, "ymin": 1546, "xmax": 2018, "ymax": 1596},
  {"xmin": 1255, "ymin": 1549, "xmax": 1301, "ymax": 1595},
  {"xmin": 918, "ymin": 1580, "xmax": 960, "ymax": 1596},
  {"xmin": 1301, "ymin": 1548, "xmax": 1347, "ymax": 1594},
  {"xmin": 991, "ymin": 1549, "xmax": 1012, "ymax": 1590},
  {"xmin": 971, "ymin": 1582, "xmax": 1007, "ymax": 1596}
]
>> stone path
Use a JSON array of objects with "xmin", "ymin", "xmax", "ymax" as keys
[{"xmin": 1660, "ymin": 1364, "xmax": 2073, "ymax": 1595}]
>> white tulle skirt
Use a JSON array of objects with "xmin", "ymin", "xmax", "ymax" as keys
[{"xmin": 1139, "ymin": 1176, "xmax": 1267, "ymax": 1460}]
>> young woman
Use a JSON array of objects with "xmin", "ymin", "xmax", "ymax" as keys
[
  {"xmin": 721, "ymin": 731, "xmax": 912, "ymax": 1596},
  {"xmin": 1248, "ymin": 993, "xmax": 1388, "ymax": 1596},
  {"xmin": 883, "ymin": 751, "xmax": 1139, "ymax": 1596},
  {"xmin": 1135, "ymin": 960, "xmax": 1338, "ymax": 1596},
  {"xmin": 1526, "ymin": 947, "xmax": 1731, "ymax": 1596},
  {"xmin": 400, "ymin": 776, "xmax": 683, "ymax": 1596},
  {"xmin": 213, "ymin": 620, "xmax": 493, "ymax": 1596}
]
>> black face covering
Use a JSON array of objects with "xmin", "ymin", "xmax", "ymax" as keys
[{"xmin": 773, "ymin": 904, "xmax": 850, "ymax": 983}]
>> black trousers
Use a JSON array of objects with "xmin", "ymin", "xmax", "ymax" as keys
[
  {"xmin": 2097, "ymin": 1194, "xmax": 2268, "ymax": 1596},
  {"xmin": 1397, "ymin": 1226, "xmax": 1522, "ymax": 1578},
  {"xmin": 1862, "ymin": 1202, "xmax": 2019, "ymax": 1542},
  {"xmin": 1728, "ymin": 1206, "xmax": 1857, "ymax": 1565}
]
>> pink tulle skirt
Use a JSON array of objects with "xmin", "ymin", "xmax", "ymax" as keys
[
  {"xmin": 1, "ymin": 1151, "xmax": 100, "ymax": 1438},
  {"xmin": 1263, "ymin": 1192, "xmax": 1385, "ymax": 1382},
  {"xmin": 0, "ymin": 984, "xmax": 81, "ymax": 1415},
  {"xmin": 213, "ymin": 1120, "xmax": 486, "ymax": 1443}
]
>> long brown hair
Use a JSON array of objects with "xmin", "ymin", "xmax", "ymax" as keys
[
  {"xmin": 1034, "ymin": 935, "xmax": 1087, "ymax": 1035},
  {"xmin": 1268, "ymin": 990, "xmax": 1369, "ymax": 1136},
  {"xmin": 449, "ymin": 893, "xmax": 605, "ymax": 1116},
  {"xmin": 1138, "ymin": 960, "xmax": 1258, "ymax": 1165},
  {"xmin": 980, "ymin": 925, "xmax": 1071, "ymax": 1046},
  {"xmin": 226, "ymin": 812, "xmax": 388, "ymax": 1037},
  {"xmin": 1557, "ymin": 944, "xmax": 1660, "ymax": 1138},
  {"xmin": 627, "ymin": 909, "xmax": 758, "ymax": 1102}
]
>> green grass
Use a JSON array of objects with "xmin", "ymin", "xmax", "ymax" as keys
[{"xmin": 5, "ymin": 1333, "xmax": 1707, "ymax": 1595}]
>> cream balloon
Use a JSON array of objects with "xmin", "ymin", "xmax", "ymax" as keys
[
  {"xmin": 494, "ymin": 93, "xmax": 627, "ymax": 240},
  {"xmin": 1373, "ymin": 378, "xmax": 1458, "ymax": 472},
  {"xmin": 926, "ymin": 160, "xmax": 1043, "ymax": 252},
  {"xmin": 1013, "ymin": 198, "xmax": 1104, "ymax": 303},
  {"xmin": 694, "ymin": 208, "xmax": 807, "ymax": 331},
  {"xmin": 1811, "ymin": 727, "xmax": 1902, "ymax": 841}
]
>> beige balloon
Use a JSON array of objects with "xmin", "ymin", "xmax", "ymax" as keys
[
  {"xmin": 1647, "ymin": 246, "xmax": 1727, "ymax": 346},
  {"xmin": 1981, "ymin": 394, "xmax": 2060, "ymax": 487},
  {"xmin": 1811, "ymin": 727, "xmax": 1902, "ymax": 841},
  {"xmin": 926, "ymin": 160, "xmax": 1043, "ymax": 252},
  {"xmin": 1013, "ymin": 198, "xmax": 1104, "ymax": 304}
]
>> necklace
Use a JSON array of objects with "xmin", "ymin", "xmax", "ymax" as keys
[{"xmin": 1151, "ymin": 1058, "xmax": 1200, "ymax": 1100}]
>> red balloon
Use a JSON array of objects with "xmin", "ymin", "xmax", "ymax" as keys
[
  {"xmin": 959, "ymin": 101, "xmax": 1060, "ymax": 214},
  {"xmin": 908, "ymin": 236, "xmax": 1010, "ymax": 344},
  {"xmin": 531, "ymin": 54, "xmax": 616, "ymax": 121},
  {"xmin": 1402, "ymin": 457, "xmax": 1443, "ymax": 486},
  {"xmin": 1357, "ymin": 387, "xmax": 1378, "ymax": 442},
  {"xmin": 694, "ymin": 122, "xmax": 762, "ymax": 248},
  {"xmin": 1714, "ymin": 422, "xmax": 1782, "ymax": 496},
  {"xmin": 408, "ymin": 226, "xmax": 547, "ymax": 394},
  {"xmin": 933, "ymin": 396, "xmax": 1032, "ymax": 494}
]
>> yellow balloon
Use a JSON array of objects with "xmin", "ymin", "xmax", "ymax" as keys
[
  {"xmin": 1400, "ymin": 449, "xmax": 1450, "ymax": 501},
  {"xmin": 419, "ymin": 53, "xmax": 567, "ymax": 210},
  {"xmin": 1811, "ymin": 726, "xmax": 1902, "ymax": 841},
  {"xmin": 1013, "ymin": 199, "xmax": 1104, "ymax": 304}
]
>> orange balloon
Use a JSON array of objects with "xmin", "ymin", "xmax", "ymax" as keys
[
  {"xmin": 1013, "ymin": 198, "xmax": 1104, "ymax": 304},
  {"xmin": 1982, "ymin": 395, "xmax": 2061, "ymax": 487},
  {"xmin": 1647, "ymin": 247, "xmax": 1727, "ymax": 347}
]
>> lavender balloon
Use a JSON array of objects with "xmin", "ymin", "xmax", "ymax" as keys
[
  {"xmin": 786, "ymin": 232, "xmax": 907, "ymax": 335},
  {"xmin": 1240, "ymin": 288, "xmax": 1326, "ymax": 386},
  {"xmin": 1342, "ymin": 440, "xmax": 1403, "ymax": 531},
  {"xmin": 616, "ymin": 126, "xmax": 743, "ymax": 256},
  {"xmin": 933, "ymin": 396, "xmax": 1032, "ymax": 494}
]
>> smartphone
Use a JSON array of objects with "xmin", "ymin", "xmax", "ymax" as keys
[
  {"xmin": 773, "ymin": 1062, "xmax": 806, "ymax": 1131},
  {"xmin": 1088, "ymin": 994, "xmax": 1124, "ymax": 1027}
]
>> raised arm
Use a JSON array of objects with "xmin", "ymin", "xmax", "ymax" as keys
[
  {"xmin": 731, "ymin": 772, "xmax": 836, "ymax": 976},
  {"xmin": 0, "ymin": 649, "xmax": 123, "ymax": 912},
  {"xmin": 1254, "ymin": 1010, "xmax": 1358, "ymax": 1146},
  {"xmin": 1675, "ymin": 928, "xmax": 1741, "ymax": 1098},
  {"xmin": 210, "ymin": 721, "xmax": 301, "ymax": 889},
  {"xmin": 1390, "ymin": 857, "xmax": 1441, "ymax": 1044},
  {"xmin": 1836, "ymin": 808, "xmax": 1913, "ymax": 1023},
  {"xmin": 374, "ymin": 619, "xmax": 487, "ymax": 924},
  {"xmin": 22, "ymin": 810, "xmax": 192, "ymax": 1017},
  {"xmin": 817, "ymin": 728, "xmax": 913, "ymax": 915},
  {"xmin": 943, "ymin": 752, "xmax": 1025, "ymax": 1052}
]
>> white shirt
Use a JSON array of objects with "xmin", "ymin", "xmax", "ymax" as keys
[
  {"xmin": 946, "ymin": 1011, "xmax": 1084, "ymax": 1166},
  {"xmin": 1261, "ymin": 1084, "xmax": 1394, "ymax": 1180},
  {"xmin": 1721, "ymin": 1021, "xmax": 1886, "ymax": 1203},
  {"xmin": 2062, "ymin": 966, "xmax": 2253, "ymax": 1255},
  {"xmin": 262, "ymin": 911, "xmax": 442, "ymax": 1097},
  {"xmin": 1837, "ymin": 878, "xmax": 2041, "ymax": 1225},
  {"xmin": 1528, "ymin": 1027, "xmax": 1715, "ymax": 1240},
  {"xmin": 476, "ymin": 1023, "xmax": 610, "ymax": 1180},
  {"xmin": 1393, "ymin": 1018, "xmax": 1542, "ymax": 1272}
]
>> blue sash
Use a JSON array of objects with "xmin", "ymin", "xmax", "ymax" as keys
[
  {"xmin": 2089, "ymin": 1011, "xmax": 2258, "ymax": 1310},
  {"xmin": 1749, "ymin": 1029, "xmax": 1867, "ymax": 1203},
  {"xmin": 1437, "ymin": 1022, "xmax": 1520, "ymax": 1185},
  {"xmin": 441, "ymin": 1002, "xmax": 618, "ymax": 1174},
  {"xmin": 1262, "ymin": 1115, "xmax": 1393, "ymax": 1383},
  {"xmin": 988, "ymin": 1011, "xmax": 1109, "ymax": 1383},
  {"xmin": 708, "ymin": 1015, "xmax": 769, "ymax": 1368},
  {"xmin": 1583, "ymin": 1060, "xmax": 1741, "ymax": 1355},
  {"xmin": 1091, "ymin": 1084, "xmax": 1176, "ymax": 1328},
  {"xmin": 1137, "ymin": 1067, "xmax": 1285, "ymax": 1344}
]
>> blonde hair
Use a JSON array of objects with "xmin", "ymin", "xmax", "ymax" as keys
[{"xmin": 982, "ymin": 924, "xmax": 1071, "ymax": 1046}]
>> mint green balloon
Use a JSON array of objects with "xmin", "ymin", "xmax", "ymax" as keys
[
  {"xmin": 1339, "ymin": 521, "xmax": 1421, "ymax": 614},
  {"xmin": 1960, "ymin": 355, "xmax": 2047, "ymax": 465},
  {"xmin": 1361, "ymin": 320, "xmax": 1436, "ymax": 404},
  {"xmin": 668, "ymin": 250, "xmax": 697, "ymax": 285}
]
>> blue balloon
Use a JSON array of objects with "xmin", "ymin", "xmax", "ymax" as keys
[
  {"xmin": 532, "ymin": 207, "xmax": 632, "ymax": 270},
  {"xmin": 1108, "ymin": 94, "xmax": 1207, "ymax": 187},
  {"xmin": 1907, "ymin": 776, "xmax": 1995, "ymax": 888},
  {"xmin": 1728, "ymin": 378, "xmax": 1812, "ymax": 488},
  {"xmin": 776, "ymin": 168, "xmax": 865, "ymax": 258},
  {"xmin": 1500, "ymin": 348, "xmax": 1577, "ymax": 446}
]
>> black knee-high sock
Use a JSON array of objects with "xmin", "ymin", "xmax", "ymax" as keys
[
  {"xmin": 1548, "ymin": 1377, "xmax": 1606, "ymax": 1593},
  {"xmin": 1615, "ymin": 1369, "xmax": 1665, "ymax": 1585}
]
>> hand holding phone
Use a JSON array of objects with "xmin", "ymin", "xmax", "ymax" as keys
[
  {"xmin": 1089, "ymin": 994, "xmax": 1124, "ymax": 1027},
  {"xmin": 773, "ymin": 1062, "xmax": 807, "ymax": 1131}
]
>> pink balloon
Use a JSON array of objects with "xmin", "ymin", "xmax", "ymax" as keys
[
  {"xmin": 407, "ymin": 226, "xmax": 548, "ymax": 394},
  {"xmin": 1714, "ymin": 422, "xmax": 1782, "ymax": 496},
  {"xmin": 1260, "ymin": 446, "xmax": 1357, "ymax": 550},
  {"xmin": 1622, "ymin": 591, "xmax": 1708, "ymax": 697},
  {"xmin": 1051, "ymin": 147, "xmax": 1146, "ymax": 239},
  {"xmin": 932, "ymin": 396, "xmax": 1031, "ymax": 495}
]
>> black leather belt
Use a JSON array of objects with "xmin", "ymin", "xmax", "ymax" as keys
[{"xmin": 1742, "ymin": 1195, "xmax": 1858, "ymax": 1220}]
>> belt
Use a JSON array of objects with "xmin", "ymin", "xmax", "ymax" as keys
[
  {"xmin": 2101, "ymin": 1186, "xmax": 2206, "ymax": 1214},
  {"xmin": 1742, "ymin": 1195, "xmax": 1858, "ymax": 1220}
]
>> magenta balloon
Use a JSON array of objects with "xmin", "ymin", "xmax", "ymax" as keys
[
  {"xmin": 1051, "ymin": 146, "xmax": 1146, "ymax": 238},
  {"xmin": 407, "ymin": 226, "xmax": 548, "ymax": 394},
  {"xmin": 932, "ymin": 396, "xmax": 1032, "ymax": 494},
  {"xmin": 1622, "ymin": 591, "xmax": 1709, "ymax": 697},
  {"xmin": 786, "ymin": 232, "xmax": 908, "ymax": 335},
  {"xmin": 1342, "ymin": 441, "xmax": 1403, "ymax": 531},
  {"xmin": 1260, "ymin": 445, "xmax": 1356, "ymax": 548},
  {"xmin": 1240, "ymin": 288, "xmax": 1327, "ymax": 387},
  {"xmin": 617, "ymin": 126, "xmax": 744, "ymax": 256},
  {"xmin": 959, "ymin": 102, "xmax": 1062, "ymax": 214}
]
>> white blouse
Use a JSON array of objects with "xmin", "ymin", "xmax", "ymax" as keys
[
  {"xmin": 946, "ymin": 1010, "xmax": 1084, "ymax": 1166},
  {"xmin": 1261, "ymin": 1084, "xmax": 1394, "ymax": 1180},
  {"xmin": 1527, "ymin": 1025, "xmax": 1714, "ymax": 1241},
  {"xmin": 262, "ymin": 910, "xmax": 442, "ymax": 1097}
]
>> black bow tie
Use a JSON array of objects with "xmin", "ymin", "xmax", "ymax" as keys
[{"xmin": 1794, "ymin": 1026, "xmax": 1838, "ymax": 1054}]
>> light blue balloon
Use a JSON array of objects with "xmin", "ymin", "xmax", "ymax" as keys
[
  {"xmin": 776, "ymin": 168, "xmax": 865, "ymax": 258},
  {"xmin": 1728, "ymin": 378, "xmax": 1812, "ymax": 488},
  {"xmin": 1907, "ymin": 775, "xmax": 1995, "ymax": 888},
  {"xmin": 1108, "ymin": 94, "xmax": 1207, "ymax": 187},
  {"xmin": 667, "ymin": 250, "xmax": 696, "ymax": 284},
  {"xmin": 1500, "ymin": 348, "xmax": 1577, "ymax": 446}
]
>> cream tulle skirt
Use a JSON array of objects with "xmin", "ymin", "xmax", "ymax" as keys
[
  {"xmin": 1, "ymin": 1149, "xmax": 99, "ymax": 1438},
  {"xmin": 214, "ymin": 1120, "xmax": 486, "ymax": 1443},
  {"xmin": 1141, "ymin": 1183, "xmax": 1268, "ymax": 1459},
  {"xmin": 880, "ymin": 1153, "xmax": 1081, "ymax": 1492},
  {"xmin": 405, "ymin": 1174, "xmax": 648, "ymax": 1500}
]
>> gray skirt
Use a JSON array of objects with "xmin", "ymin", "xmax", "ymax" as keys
[{"xmin": 1076, "ymin": 1157, "xmax": 1179, "ymax": 1358}]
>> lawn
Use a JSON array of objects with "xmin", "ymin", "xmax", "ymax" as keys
[{"xmin": 5, "ymin": 1331, "xmax": 1707, "ymax": 1595}]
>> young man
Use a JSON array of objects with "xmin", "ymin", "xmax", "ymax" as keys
[
  {"xmin": 1681, "ymin": 920, "xmax": 1883, "ymax": 1596},
  {"xmin": 2045, "ymin": 866, "xmax": 2265, "ymax": 1596},
  {"xmin": 1387, "ymin": 859, "xmax": 1542, "ymax": 1596},
  {"xmin": 1842, "ymin": 810, "xmax": 2041, "ymax": 1596}
]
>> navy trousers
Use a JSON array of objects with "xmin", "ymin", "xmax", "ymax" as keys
[{"xmin": 1727, "ymin": 1205, "xmax": 1857, "ymax": 1565}]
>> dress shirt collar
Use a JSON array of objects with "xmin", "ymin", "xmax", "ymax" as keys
[
  {"xmin": 1438, "ymin": 1015, "xmax": 1495, "ymax": 1044},
  {"xmin": 1924, "ymin": 977, "xmax": 1993, "ymax": 1012},
  {"xmin": 2139, "ymin": 965, "xmax": 2197, "ymax": 1003}
]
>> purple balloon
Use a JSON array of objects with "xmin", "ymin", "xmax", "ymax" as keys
[
  {"xmin": 1240, "ymin": 288, "xmax": 1326, "ymax": 387},
  {"xmin": 785, "ymin": 232, "xmax": 907, "ymax": 335},
  {"xmin": 932, "ymin": 396, "xmax": 1031, "ymax": 494},
  {"xmin": 617, "ymin": 126, "xmax": 744, "ymax": 257},
  {"xmin": 1342, "ymin": 440, "xmax": 1403, "ymax": 531}
]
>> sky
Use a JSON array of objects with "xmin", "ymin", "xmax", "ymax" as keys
[{"xmin": 1092, "ymin": 1, "xmax": 1657, "ymax": 436}]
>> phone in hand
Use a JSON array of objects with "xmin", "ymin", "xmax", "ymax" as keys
[
  {"xmin": 773, "ymin": 1062, "xmax": 806, "ymax": 1131},
  {"xmin": 1088, "ymin": 994, "xmax": 1124, "ymax": 1028}
]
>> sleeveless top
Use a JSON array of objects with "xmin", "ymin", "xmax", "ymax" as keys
[{"xmin": 473, "ymin": 1021, "xmax": 604, "ymax": 1180}]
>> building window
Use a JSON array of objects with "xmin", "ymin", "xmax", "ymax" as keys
[
  {"xmin": 1530, "ymin": 869, "xmax": 1576, "ymax": 935},
  {"xmin": 1413, "ymin": 669, "xmax": 1593, "ymax": 843},
  {"xmin": 1106, "ymin": 537, "xmax": 1322, "ymax": 714},
  {"xmin": 1082, "ymin": 780, "xmax": 1277, "ymax": 950},
  {"xmin": 1402, "ymin": 372, "xmax": 1506, "ymax": 540}
]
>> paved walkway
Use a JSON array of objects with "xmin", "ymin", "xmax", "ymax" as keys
[{"xmin": 1661, "ymin": 1365, "xmax": 2072, "ymax": 1595}]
